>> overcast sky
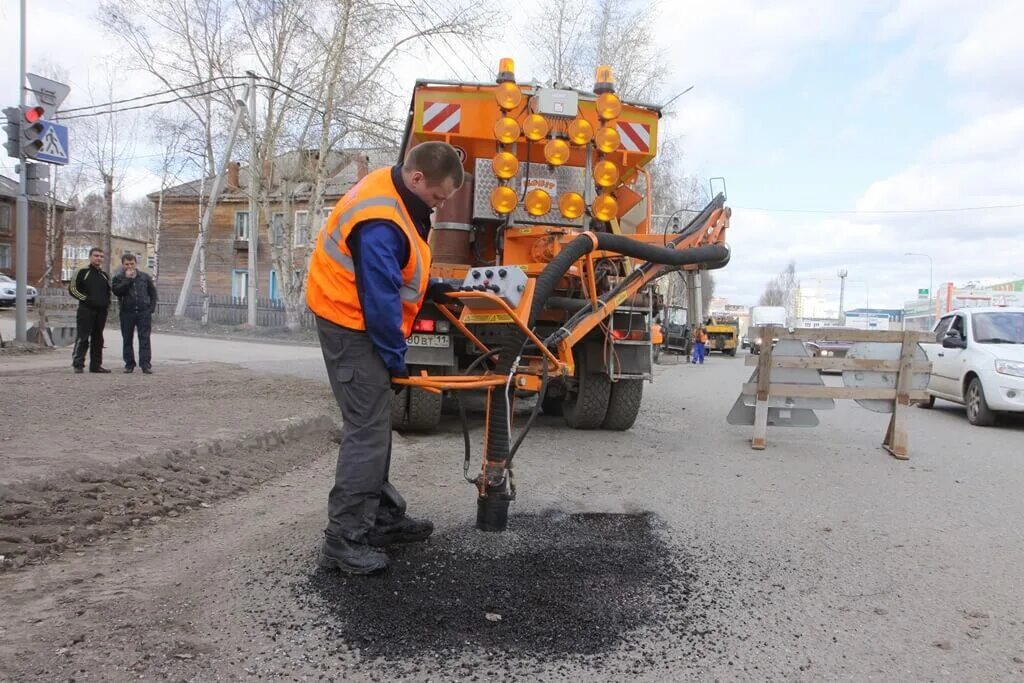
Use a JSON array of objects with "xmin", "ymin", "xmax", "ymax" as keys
[{"xmin": 3, "ymin": 0, "xmax": 1022, "ymax": 308}]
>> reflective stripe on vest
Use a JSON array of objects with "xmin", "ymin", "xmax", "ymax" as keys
[{"xmin": 320, "ymin": 196, "xmax": 423, "ymax": 303}]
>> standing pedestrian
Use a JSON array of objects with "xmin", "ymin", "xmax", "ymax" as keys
[
  {"xmin": 111, "ymin": 253, "xmax": 157, "ymax": 374},
  {"xmin": 68, "ymin": 247, "xmax": 112, "ymax": 374},
  {"xmin": 693, "ymin": 326, "xmax": 708, "ymax": 365},
  {"xmin": 306, "ymin": 141, "xmax": 464, "ymax": 575}
]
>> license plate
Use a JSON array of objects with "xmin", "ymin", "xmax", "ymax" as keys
[{"xmin": 408, "ymin": 333, "xmax": 450, "ymax": 348}]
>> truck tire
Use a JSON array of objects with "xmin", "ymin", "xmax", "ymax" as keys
[
  {"xmin": 391, "ymin": 386, "xmax": 443, "ymax": 433},
  {"xmin": 602, "ymin": 379, "xmax": 643, "ymax": 431},
  {"xmin": 562, "ymin": 355, "xmax": 611, "ymax": 430},
  {"xmin": 727, "ymin": 347, "xmax": 737, "ymax": 357},
  {"xmin": 965, "ymin": 377, "xmax": 996, "ymax": 427}
]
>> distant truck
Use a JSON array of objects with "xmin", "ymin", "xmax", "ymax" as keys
[
  {"xmin": 705, "ymin": 316, "xmax": 739, "ymax": 356},
  {"xmin": 749, "ymin": 306, "xmax": 786, "ymax": 355}
]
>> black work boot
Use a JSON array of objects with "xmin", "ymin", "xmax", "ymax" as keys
[
  {"xmin": 367, "ymin": 516, "xmax": 434, "ymax": 547},
  {"xmin": 318, "ymin": 537, "xmax": 388, "ymax": 575}
]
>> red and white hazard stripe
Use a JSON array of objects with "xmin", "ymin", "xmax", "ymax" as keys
[
  {"xmin": 422, "ymin": 101, "xmax": 461, "ymax": 133},
  {"xmin": 617, "ymin": 121, "xmax": 651, "ymax": 153}
]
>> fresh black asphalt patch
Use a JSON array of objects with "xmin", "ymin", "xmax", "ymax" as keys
[{"xmin": 300, "ymin": 511, "xmax": 706, "ymax": 664}]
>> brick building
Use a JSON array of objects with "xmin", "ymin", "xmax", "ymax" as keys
[
  {"xmin": 149, "ymin": 148, "xmax": 393, "ymax": 299},
  {"xmin": 0, "ymin": 175, "xmax": 72, "ymax": 284}
]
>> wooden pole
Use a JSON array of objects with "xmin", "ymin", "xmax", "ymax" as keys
[
  {"xmin": 883, "ymin": 330, "xmax": 916, "ymax": 460},
  {"xmin": 751, "ymin": 325, "xmax": 774, "ymax": 450}
]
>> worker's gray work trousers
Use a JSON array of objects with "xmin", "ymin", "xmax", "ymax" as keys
[{"xmin": 316, "ymin": 316, "xmax": 406, "ymax": 544}]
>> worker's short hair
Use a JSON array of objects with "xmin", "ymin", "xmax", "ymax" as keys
[
  {"xmin": 89, "ymin": 247, "xmax": 104, "ymax": 256},
  {"xmin": 122, "ymin": 253, "xmax": 136, "ymax": 264},
  {"xmin": 405, "ymin": 142, "xmax": 464, "ymax": 188}
]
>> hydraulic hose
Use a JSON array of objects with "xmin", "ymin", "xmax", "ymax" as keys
[{"xmin": 530, "ymin": 233, "xmax": 731, "ymax": 330}]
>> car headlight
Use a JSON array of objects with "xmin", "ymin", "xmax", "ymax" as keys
[
  {"xmin": 995, "ymin": 360, "xmax": 1024, "ymax": 378},
  {"xmin": 2, "ymin": 289, "xmax": 15, "ymax": 296}
]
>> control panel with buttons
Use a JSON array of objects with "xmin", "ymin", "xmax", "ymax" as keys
[{"xmin": 457, "ymin": 265, "xmax": 529, "ymax": 310}]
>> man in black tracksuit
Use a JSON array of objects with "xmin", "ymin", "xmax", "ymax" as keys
[
  {"xmin": 69, "ymin": 247, "xmax": 112, "ymax": 373},
  {"xmin": 111, "ymin": 252, "xmax": 157, "ymax": 374}
]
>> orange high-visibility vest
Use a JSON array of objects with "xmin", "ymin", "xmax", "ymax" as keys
[{"xmin": 306, "ymin": 167, "xmax": 431, "ymax": 336}]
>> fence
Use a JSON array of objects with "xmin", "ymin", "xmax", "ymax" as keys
[
  {"xmin": 38, "ymin": 287, "xmax": 317, "ymax": 330},
  {"xmin": 730, "ymin": 327, "xmax": 933, "ymax": 460}
]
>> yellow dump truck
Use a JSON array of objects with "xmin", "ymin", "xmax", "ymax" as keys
[{"xmin": 705, "ymin": 316, "xmax": 739, "ymax": 356}]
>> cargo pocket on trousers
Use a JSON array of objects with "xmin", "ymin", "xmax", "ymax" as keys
[{"xmin": 335, "ymin": 367, "xmax": 355, "ymax": 384}]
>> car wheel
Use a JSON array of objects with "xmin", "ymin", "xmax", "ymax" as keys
[
  {"xmin": 916, "ymin": 394, "xmax": 935, "ymax": 409},
  {"xmin": 965, "ymin": 377, "xmax": 996, "ymax": 426}
]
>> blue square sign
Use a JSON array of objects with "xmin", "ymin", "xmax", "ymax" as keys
[{"xmin": 35, "ymin": 121, "xmax": 69, "ymax": 165}]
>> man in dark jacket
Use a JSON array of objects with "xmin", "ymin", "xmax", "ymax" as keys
[
  {"xmin": 111, "ymin": 253, "xmax": 157, "ymax": 374},
  {"xmin": 69, "ymin": 247, "xmax": 112, "ymax": 374}
]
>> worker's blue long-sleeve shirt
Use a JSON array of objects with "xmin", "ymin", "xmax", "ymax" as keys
[
  {"xmin": 344, "ymin": 165, "xmax": 433, "ymax": 376},
  {"xmin": 347, "ymin": 220, "xmax": 410, "ymax": 376}
]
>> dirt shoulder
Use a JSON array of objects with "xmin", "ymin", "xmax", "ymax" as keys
[{"xmin": 0, "ymin": 362, "xmax": 337, "ymax": 570}]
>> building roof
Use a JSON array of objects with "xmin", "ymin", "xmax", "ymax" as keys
[
  {"xmin": 0, "ymin": 175, "xmax": 74, "ymax": 209},
  {"xmin": 149, "ymin": 147, "xmax": 397, "ymax": 202}
]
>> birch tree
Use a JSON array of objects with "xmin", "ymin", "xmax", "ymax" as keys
[{"xmin": 238, "ymin": 0, "xmax": 491, "ymax": 329}]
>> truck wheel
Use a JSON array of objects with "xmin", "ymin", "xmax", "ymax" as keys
[
  {"xmin": 965, "ymin": 377, "xmax": 995, "ymax": 427},
  {"xmin": 563, "ymin": 355, "xmax": 611, "ymax": 430},
  {"xmin": 727, "ymin": 348, "xmax": 737, "ymax": 357},
  {"xmin": 602, "ymin": 379, "xmax": 643, "ymax": 431},
  {"xmin": 391, "ymin": 386, "xmax": 443, "ymax": 433}
]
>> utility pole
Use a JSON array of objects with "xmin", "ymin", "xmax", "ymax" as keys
[
  {"xmin": 15, "ymin": 0, "xmax": 28, "ymax": 341},
  {"xmin": 175, "ymin": 85, "xmax": 252, "ymax": 317},
  {"xmin": 246, "ymin": 71, "xmax": 258, "ymax": 327},
  {"xmin": 837, "ymin": 269, "xmax": 848, "ymax": 326}
]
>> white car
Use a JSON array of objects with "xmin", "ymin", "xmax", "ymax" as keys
[
  {"xmin": 0, "ymin": 274, "xmax": 37, "ymax": 307},
  {"xmin": 921, "ymin": 307, "xmax": 1024, "ymax": 425}
]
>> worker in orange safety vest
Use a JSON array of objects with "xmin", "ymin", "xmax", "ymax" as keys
[{"xmin": 307, "ymin": 142, "xmax": 464, "ymax": 575}]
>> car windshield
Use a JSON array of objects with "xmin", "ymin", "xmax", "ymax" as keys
[
  {"xmin": 0, "ymin": 275, "xmax": 14, "ymax": 283},
  {"xmin": 972, "ymin": 312, "xmax": 1024, "ymax": 344},
  {"xmin": 667, "ymin": 309, "xmax": 687, "ymax": 325}
]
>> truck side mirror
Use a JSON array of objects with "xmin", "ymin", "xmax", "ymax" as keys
[{"xmin": 942, "ymin": 330, "xmax": 966, "ymax": 349}]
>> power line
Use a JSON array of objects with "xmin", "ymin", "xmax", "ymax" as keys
[
  {"xmin": 58, "ymin": 76, "xmax": 248, "ymax": 115},
  {"xmin": 733, "ymin": 203, "xmax": 1024, "ymax": 215},
  {"xmin": 254, "ymin": 76, "xmax": 405, "ymax": 135},
  {"xmin": 57, "ymin": 86, "xmax": 240, "ymax": 121}
]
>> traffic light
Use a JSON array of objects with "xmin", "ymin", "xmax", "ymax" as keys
[
  {"xmin": 3, "ymin": 106, "xmax": 46, "ymax": 159},
  {"xmin": 3, "ymin": 107, "xmax": 19, "ymax": 158},
  {"xmin": 20, "ymin": 106, "xmax": 46, "ymax": 159}
]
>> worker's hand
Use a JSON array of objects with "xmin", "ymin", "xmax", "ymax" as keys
[
  {"xmin": 390, "ymin": 368, "xmax": 410, "ymax": 394},
  {"xmin": 426, "ymin": 278, "xmax": 457, "ymax": 305}
]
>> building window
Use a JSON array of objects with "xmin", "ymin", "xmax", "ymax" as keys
[
  {"xmin": 294, "ymin": 210, "xmax": 310, "ymax": 246},
  {"xmin": 270, "ymin": 212, "xmax": 285, "ymax": 245},
  {"xmin": 62, "ymin": 266, "xmax": 75, "ymax": 281},
  {"xmin": 0, "ymin": 244, "xmax": 10, "ymax": 269},
  {"xmin": 147, "ymin": 255, "xmax": 155, "ymax": 269},
  {"xmin": 234, "ymin": 211, "xmax": 251, "ymax": 240},
  {"xmin": 269, "ymin": 270, "xmax": 280, "ymax": 301},
  {"xmin": 0, "ymin": 204, "xmax": 11, "ymax": 234},
  {"xmin": 78, "ymin": 246, "xmax": 90, "ymax": 259},
  {"xmin": 231, "ymin": 269, "xmax": 248, "ymax": 300}
]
